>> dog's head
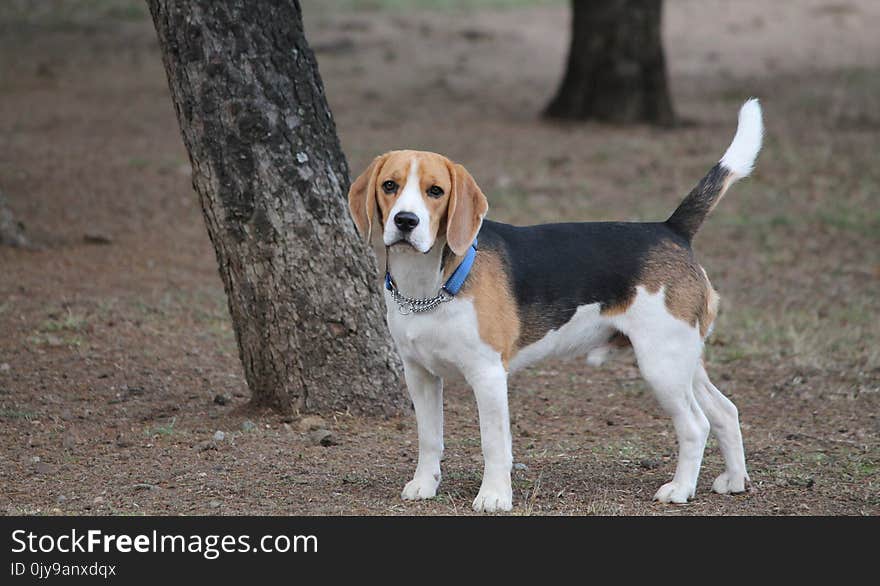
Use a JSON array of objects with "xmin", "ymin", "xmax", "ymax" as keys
[{"xmin": 347, "ymin": 150, "xmax": 488, "ymax": 255}]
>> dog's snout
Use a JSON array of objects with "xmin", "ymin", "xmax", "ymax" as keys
[{"xmin": 394, "ymin": 211, "xmax": 420, "ymax": 233}]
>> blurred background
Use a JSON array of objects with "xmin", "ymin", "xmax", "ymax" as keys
[{"xmin": 0, "ymin": 0, "xmax": 877, "ymax": 515}]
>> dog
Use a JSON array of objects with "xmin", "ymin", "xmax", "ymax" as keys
[{"xmin": 347, "ymin": 100, "xmax": 763, "ymax": 512}]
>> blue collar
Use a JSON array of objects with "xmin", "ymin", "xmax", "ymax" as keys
[{"xmin": 385, "ymin": 237, "xmax": 478, "ymax": 297}]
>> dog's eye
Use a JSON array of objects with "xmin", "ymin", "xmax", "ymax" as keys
[
  {"xmin": 382, "ymin": 180, "xmax": 398, "ymax": 194},
  {"xmin": 427, "ymin": 185, "xmax": 444, "ymax": 198}
]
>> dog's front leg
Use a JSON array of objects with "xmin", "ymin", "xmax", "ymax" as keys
[
  {"xmin": 468, "ymin": 366, "xmax": 513, "ymax": 513},
  {"xmin": 401, "ymin": 359, "xmax": 444, "ymax": 501}
]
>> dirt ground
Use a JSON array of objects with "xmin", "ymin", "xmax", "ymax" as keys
[{"xmin": 1, "ymin": 0, "xmax": 877, "ymax": 515}]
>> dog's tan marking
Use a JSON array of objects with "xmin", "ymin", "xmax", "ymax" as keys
[
  {"xmin": 600, "ymin": 239, "xmax": 719, "ymax": 337},
  {"xmin": 608, "ymin": 331, "xmax": 632, "ymax": 348},
  {"xmin": 459, "ymin": 250, "xmax": 520, "ymax": 366},
  {"xmin": 644, "ymin": 240, "xmax": 709, "ymax": 332},
  {"xmin": 702, "ymin": 268, "xmax": 721, "ymax": 338},
  {"xmin": 599, "ymin": 298, "xmax": 634, "ymax": 317}
]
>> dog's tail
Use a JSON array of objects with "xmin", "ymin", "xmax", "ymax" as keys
[{"xmin": 666, "ymin": 99, "xmax": 763, "ymax": 241}]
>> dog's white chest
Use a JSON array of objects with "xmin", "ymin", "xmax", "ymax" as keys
[{"xmin": 385, "ymin": 293, "xmax": 499, "ymax": 379}]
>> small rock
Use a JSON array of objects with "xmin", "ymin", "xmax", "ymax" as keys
[
  {"xmin": 209, "ymin": 500, "xmax": 221, "ymax": 509},
  {"xmin": 241, "ymin": 420, "xmax": 256, "ymax": 432},
  {"xmin": 133, "ymin": 483, "xmax": 157, "ymax": 491},
  {"xmin": 213, "ymin": 394, "xmax": 230, "ymax": 406},
  {"xmin": 197, "ymin": 441, "xmax": 216, "ymax": 452},
  {"xmin": 116, "ymin": 434, "xmax": 133, "ymax": 448},
  {"xmin": 513, "ymin": 462, "xmax": 528, "ymax": 471},
  {"xmin": 0, "ymin": 363, "xmax": 10, "ymax": 373},
  {"xmin": 298, "ymin": 415, "xmax": 327, "ymax": 432},
  {"xmin": 31, "ymin": 456, "xmax": 41, "ymax": 463},
  {"xmin": 213, "ymin": 430, "xmax": 226, "ymax": 442},
  {"xmin": 56, "ymin": 495, "xmax": 67, "ymax": 504},
  {"xmin": 639, "ymin": 458, "xmax": 661, "ymax": 470},
  {"xmin": 308, "ymin": 428, "xmax": 338, "ymax": 446},
  {"xmin": 83, "ymin": 232, "xmax": 113, "ymax": 245},
  {"xmin": 93, "ymin": 496, "xmax": 105, "ymax": 504}
]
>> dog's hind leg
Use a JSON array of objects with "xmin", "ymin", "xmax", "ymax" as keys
[
  {"xmin": 626, "ymin": 297, "xmax": 709, "ymax": 503},
  {"xmin": 401, "ymin": 359, "xmax": 444, "ymax": 501},
  {"xmin": 692, "ymin": 362, "xmax": 750, "ymax": 494}
]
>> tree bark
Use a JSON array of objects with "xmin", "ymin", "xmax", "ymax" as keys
[
  {"xmin": 148, "ymin": 0, "xmax": 404, "ymax": 415},
  {"xmin": 545, "ymin": 0, "xmax": 675, "ymax": 125}
]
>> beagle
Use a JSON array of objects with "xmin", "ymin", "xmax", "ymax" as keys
[{"xmin": 348, "ymin": 100, "xmax": 763, "ymax": 512}]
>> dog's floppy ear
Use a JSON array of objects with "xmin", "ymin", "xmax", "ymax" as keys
[
  {"xmin": 348, "ymin": 154, "xmax": 387, "ymax": 241},
  {"xmin": 446, "ymin": 162, "xmax": 489, "ymax": 256}
]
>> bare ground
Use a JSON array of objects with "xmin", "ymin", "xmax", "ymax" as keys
[{"xmin": 0, "ymin": 0, "xmax": 877, "ymax": 515}]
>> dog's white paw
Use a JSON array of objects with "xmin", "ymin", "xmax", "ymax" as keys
[
  {"xmin": 653, "ymin": 481, "xmax": 694, "ymax": 504},
  {"xmin": 586, "ymin": 345, "xmax": 610, "ymax": 367},
  {"xmin": 472, "ymin": 485, "xmax": 512, "ymax": 513},
  {"xmin": 712, "ymin": 471, "xmax": 750, "ymax": 495},
  {"xmin": 401, "ymin": 474, "xmax": 440, "ymax": 500}
]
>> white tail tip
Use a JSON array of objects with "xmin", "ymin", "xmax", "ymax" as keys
[{"xmin": 719, "ymin": 98, "xmax": 763, "ymax": 179}]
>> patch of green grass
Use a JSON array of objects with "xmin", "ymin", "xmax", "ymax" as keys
[
  {"xmin": 441, "ymin": 470, "xmax": 481, "ymax": 482},
  {"xmin": 592, "ymin": 437, "xmax": 651, "ymax": 463},
  {"xmin": 27, "ymin": 309, "xmax": 88, "ymax": 349},
  {"xmin": 28, "ymin": 333, "xmax": 84, "ymax": 349},
  {"xmin": 127, "ymin": 157, "xmax": 150, "ymax": 170},
  {"xmin": 147, "ymin": 417, "xmax": 177, "ymax": 437},
  {"xmin": 0, "ymin": 408, "xmax": 38, "ymax": 420},
  {"xmin": 814, "ymin": 205, "xmax": 880, "ymax": 237},
  {"xmin": 852, "ymin": 460, "xmax": 877, "ymax": 478},
  {"xmin": 39, "ymin": 309, "xmax": 88, "ymax": 333},
  {"xmin": 448, "ymin": 436, "xmax": 481, "ymax": 449}
]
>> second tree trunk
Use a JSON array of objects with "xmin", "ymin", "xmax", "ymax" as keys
[{"xmin": 545, "ymin": 0, "xmax": 675, "ymax": 125}]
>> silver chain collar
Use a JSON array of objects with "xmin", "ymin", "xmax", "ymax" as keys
[{"xmin": 387, "ymin": 279, "xmax": 452, "ymax": 315}]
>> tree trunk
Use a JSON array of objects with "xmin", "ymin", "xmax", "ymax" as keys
[
  {"xmin": 148, "ymin": 0, "xmax": 405, "ymax": 415},
  {"xmin": 545, "ymin": 0, "xmax": 675, "ymax": 125}
]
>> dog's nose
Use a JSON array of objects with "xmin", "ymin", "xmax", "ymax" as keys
[{"xmin": 394, "ymin": 212, "xmax": 420, "ymax": 233}]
